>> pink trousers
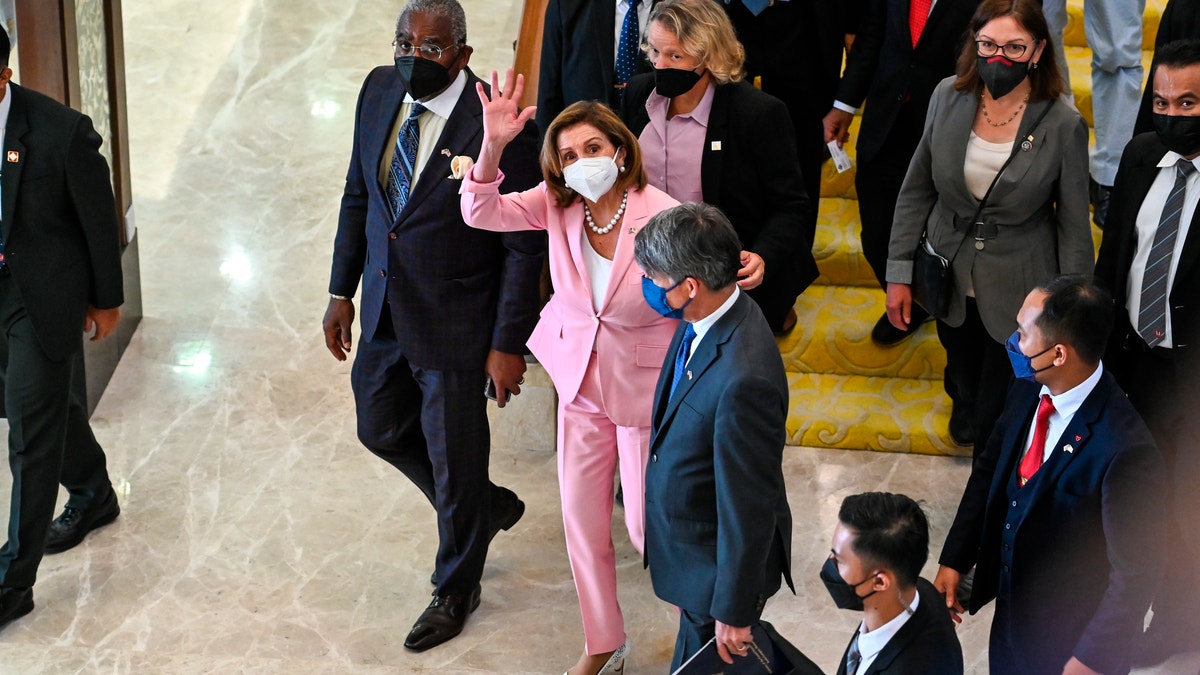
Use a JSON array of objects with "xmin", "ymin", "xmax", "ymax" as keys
[{"xmin": 557, "ymin": 353, "xmax": 649, "ymax": 655}]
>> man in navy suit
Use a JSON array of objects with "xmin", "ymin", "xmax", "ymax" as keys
[
  {"xmin": 823, "ymin": 492, "xmax": 962, "ymax": 675},
  {"xmin": 934, "ymin": 275, "xmax": 1167, "ymax": 675},
  {"xmin": 0, "ymin": 27, "xmax": 125, "ymax": 632},
  {"xmin": 321, "ymin": 0, "xmax": 544, "ymax": 652},
  {"xmin": 634, "ymin": 202, "xmax": 792, "ymax": 672}
]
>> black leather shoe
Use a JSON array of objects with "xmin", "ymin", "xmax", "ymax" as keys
[
  {"xmin": 948, "ymin": 402, "xmax": 975, "ymax": 447},
  {"xmin": 44, "ymin": 490, "xmax": 120, "ymax": 554},
  {"xmin": 1089, "ymin": 178, "xmax": 1112, "ymax": 229},
  {"xmin": 0, "ymin": 586, "xmax": 34, "ymax": 631},
  {"xmin": 404, "ymin": 584, "xmax": 482, "ymax": 651},
  {"xmin": 871, "ymin": 312, "xmax": 926, "ymax": 346}
]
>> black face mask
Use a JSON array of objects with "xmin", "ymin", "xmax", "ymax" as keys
[
  {"xmin": 977, "ymin": 55, "xmax": 1030, "ymax": 99},
  {"xmin": 395, "ymin": 56, "xmax": 452, "ymax": 100},
  {"xmin": 820, "ymin": 557, "xmax": 878, "ymax": 611},
  {"xmin": 1153, "ymin": 113, "xmax": 1200, "ymax": 158},
  {"xmin": 653, "ymin": 66, "xmax": 703, "ymax": 98}
]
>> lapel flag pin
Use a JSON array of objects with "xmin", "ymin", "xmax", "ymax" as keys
[
  {"xmin": 6, "ymin": 151, "xmax": 18, "ymax": 162},
  {"xmin": 1063, "ymin": 444, "xmax": 1074, "ymax": 454},
  {"xmin": 628, "ymin": 227, "xmax": 635, "ymax": 234},
  {"xmin": 687, "ymin": 371, "xmax": 692, "ymax": 380},
  {"xmin": 440, "ymin": 148, "xmax": 452, "ymax": 157}
]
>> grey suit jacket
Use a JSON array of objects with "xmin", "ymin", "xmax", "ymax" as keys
[{"xmin": 886, "ymin": 77, "xmax": 1094, "ymax": 342}]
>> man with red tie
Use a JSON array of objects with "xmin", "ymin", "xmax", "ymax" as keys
[{"xmin": 933, "ymin": 275, "xmax": 1167, "ymax": 675}]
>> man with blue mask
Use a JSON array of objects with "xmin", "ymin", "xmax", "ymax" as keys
[
  {"xmin": 634, "ymin": 202, "xmax": 793, "ymax": 671},
  {"xmin": 936, "ymin": 275, "xmax": 1167, "ymax": 675},
  {"xmin": 1095, "ymin": 38, "xmax": 1200, "ymax": 670}
]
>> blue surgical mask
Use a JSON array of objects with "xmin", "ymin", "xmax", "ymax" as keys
[
  {"xmin": 1005, "ymin": 330, "xmax": 1055, "ymax": 382},
  {"xmin": 641, "ymin": 276, "xmax": 691, "ymax": 319}
]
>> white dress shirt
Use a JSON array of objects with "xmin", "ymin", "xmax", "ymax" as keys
[
  {"xmin": 1125, "ymin": 152, "xmax": 1200, "ymax": 348},
  {"xmin": 614, "ymin": 0, "xmax": 652, "ymax": 61},
  {"xmin": 377, "ymin": 69, "xmax": 468, "ymax": 193},
  {"xmin": 854, "ymin": 590, "xmax": 921, "ymax": 673},
  {"xmin": 582, "ymin": 229, "xmax": 614, "ymax": 313},
  {"xmin": 1022, "ymin": 363, "xmax": 1104, "ymax": 464},
  {"xmin": 684, "ymin": 287, "xmax": 740, "ymax": 364}
]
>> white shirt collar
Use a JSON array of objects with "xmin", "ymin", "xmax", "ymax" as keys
[
  {"xmin": 404, "ymin": 68, "xmax": 467, "ymax": 120},
  {"xmin": 689, "ymin": 286, "xmax": 740, "ymax": 345},
  {"xmin": 855, "ymin": 589, "xmax": 921, "ymax": 668},
  {"xmin": 1157, "ymin": 150, "xmax": 1200, "ymax": 172},
  {"xmin": 1037, "ymin": 362, "xmax": 1104, "ymax": 421}
]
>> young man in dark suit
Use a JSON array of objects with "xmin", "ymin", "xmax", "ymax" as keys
[
  {"xmin": 822, "ymin": 492, "xmax": 962, "ymax": 675},
  {"xmin": 822, "ymin": 0, "xmax": 979, "ymax": 349},
  {"xmin": 321, "ymin": 0, "xmax": 544, "ymax": 653},
  {"xmin": 634, "ymin": 202, "xmax": 793, "ymax": 672},
  {"xmin": 935, "ymin": 275, "xmax": 1167, "ymax": 675},
  {"xmin": 0, "ymin": 27, "xmax": 126, "ymax": 631},
  {"xmin": 1094, "ymin": 38, "xmax": 1200, "ymax": 668}
]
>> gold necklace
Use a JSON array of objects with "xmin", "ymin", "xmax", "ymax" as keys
[{"xmin": 981, "ymin": 93, "xmax": 1029, "ymax": 127}]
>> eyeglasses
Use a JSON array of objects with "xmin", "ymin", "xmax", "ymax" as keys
[
  {"xmin": 392, "ymin": 39, "xmax": 460, "ymax": 60},
  {"xmin": 975, "ymin": 39, "xmax": 1029, "ymax": 60}
]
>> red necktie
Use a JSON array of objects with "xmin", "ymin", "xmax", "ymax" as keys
[
  {"xmin": 1018, "ymin": 394, "xmax": 1056, "ymax": 487},
  {"xmin": 910, "ymin": 0, "xmax": 933, "ymax": 48}
]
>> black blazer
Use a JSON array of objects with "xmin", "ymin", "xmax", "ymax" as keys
[
  {"xmin": 622, "ymin": 77, "xmax": 819, "ymax": 313},
  {"xmin": 1096, "ymin": 132, "xmax": 1200, "ymax": 378},
  {"xmin": 834, "ymin": 578, "xmax": 964, "ymax": 675},
  {"xmin": 939, "ymin": 373, "xmax": 1167, "ymax": 674},
  {"xmin": 644, "ymin": 293, "xmax": 793, "ymax": 626},
  {"xmin": 330, "ymin": 67, "xmax": 545, "ymax": 371},
  {"xmin": 834, "ymin": 0, "xmax": 979, "ymax": 164},
  {"xmin": 1134, "ymin": 0, "xmax": 1200, "ymax": 135},
  {"xmin": 535, "ymin": 0, "xmax": 658, "ymax": 135},
  {"xmin": 1, "ymin": 83, "xmax": 124, "ymax": 361}
]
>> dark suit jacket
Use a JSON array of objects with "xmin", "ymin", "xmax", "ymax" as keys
[
  {"xmin": 2, "ymin": 83, "xmax": 124, "ymax": 361},
  {"xmin": 835, "ymin": 0, "xmax": 979, "ymax": 164},
  {"xmin": 535, "ymin": 0, "xmax": 658, "ymax": 135},
  {"xmin": 939, "ymin": 373, "xmax": 1167, "ymax": 674},
  {"xmin": 330, "ymin": 67, "xmax": 545, "ymax": 371},
  {"xmin": 1134, "ymin": 0, "xmax": 1200, "ymax": 135},
  {"xmin": 1096, "ymin": 132, "xmax": 1200, "ymax": 373},
  {"xmin": 834, "ymin": 578, "xmax": 964, "ymax": 675},
  {"xmin": 644, "ymin": 292, "xmax": 793, "ymax": 626},
  {"xmin": 622, "ymin": 78, "xmax": 819, "ymax": 316}
]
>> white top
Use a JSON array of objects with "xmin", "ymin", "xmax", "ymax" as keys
[
  {"xmin": 377, "ymin": 69, "xmax": 468, "ymax": 193},
  {"xmin": 581, "ymin": 229, "xmax": 614, "ymax": 313},
  {"xmin": 614, "ymin": 0, "xmax": 652, "ymax": 61},
  {"xmin": 1023, "ymin": 363, "xmax": 1104, "ymax": 464},
  {"xmin": 684, "ymin": 287, "xmax": 740, "ymax": 364},
  {"xmin": 0, "ymin": 83, "xmax": 12, "ymax": 214},
  {"xmin": 1125, "ymin": 152, "xmax": 1200, "ymax": 348},
  {"xmin": 963, "ymin": 132, "xmax": 1012, "ymax": 200},
  {"xmin": 854, "ymin": 590, "xmax": 921, "ymax": 673}
]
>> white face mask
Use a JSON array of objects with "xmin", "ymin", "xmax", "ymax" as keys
[{"xmin": 562, "ymin": 153, "xmax": 620, "ymax": 202}]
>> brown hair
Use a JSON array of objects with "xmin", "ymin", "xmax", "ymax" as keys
[
  {"xmin": 540, "ymin": 101, "xmax": 648, "ymax": 208},
  {"xmin": 644, "ymin": 0, "xmax": 745, "ymax": 85},
  {"xmin": 953, "ymin": 0, "xmax": 1065, "ymax": 101}
]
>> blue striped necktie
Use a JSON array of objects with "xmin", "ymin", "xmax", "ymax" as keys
[
  {"xmin": 388, "ymin": 102, "xmax": 427, "ymax": 218},
  {"xmin": 1138, "ymin": 159, "xmax": 1196, "ymax": 347}
]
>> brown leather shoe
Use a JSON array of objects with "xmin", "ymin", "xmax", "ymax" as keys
[{"xmin": 404, "ymin": 584, "xmax": 482, "ymax": 651}]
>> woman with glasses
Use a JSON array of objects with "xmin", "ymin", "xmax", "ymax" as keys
[
  {"xmin": 461, "ymin": 74, "xmax": 678, "ymax": 675},
  {"xmin": 885, "ymin": 0, "xmax": 1093, "ymax": 458},
  {"xmin": 620, "ymin": 0, "xmax": 817, "ymax": 336}
]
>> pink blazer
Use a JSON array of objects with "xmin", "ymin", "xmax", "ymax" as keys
[{"xmin": 462, "ymin": 173, "xmax": 680, "ymax": 427}]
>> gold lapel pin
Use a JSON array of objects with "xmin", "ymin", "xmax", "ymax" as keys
[{"xmin": 6, "ymin": 151, "xmax": 18, "ymax": 162}]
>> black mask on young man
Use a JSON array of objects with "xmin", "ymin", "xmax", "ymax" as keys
[
  {"xmin": 820, "ymin": 557, "xmax": 879, "ymax": 611},
  {"xmin": 1153, "ymin": 113, "xmax": 1200, "ymax": 157}
]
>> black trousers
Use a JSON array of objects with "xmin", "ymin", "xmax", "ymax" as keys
[
  {"xmin": 0, "ymin": 274, "xmax": 113, "ymax": 589},
  {"xmin": 856, "ymin": 103, "xmax": 925, "ymax": 290},
  {"xmin": 936, "ymin": 298, "xmax": 1014, "ymax": 459},
  {"xmin": 350, "ymin": 307, "xmax": 509, "ymax": 596}
]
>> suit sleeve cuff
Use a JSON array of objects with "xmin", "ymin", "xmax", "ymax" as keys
[{"xmin": 886, "ymin": 259, "xmax": 913, "ymax": 285}]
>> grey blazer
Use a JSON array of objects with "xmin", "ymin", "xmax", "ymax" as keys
[{"xmin": 886, "ymin": 77, "xmax": 1094, "ymax": 342}]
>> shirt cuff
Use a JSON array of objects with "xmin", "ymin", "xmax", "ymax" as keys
[{"xmin": 833, "ymin": 100, "xmax": 857, "ymax": 115}]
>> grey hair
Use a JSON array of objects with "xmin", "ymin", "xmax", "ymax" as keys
[
  {"xmin": 397, "ymin": 0, "xmax": 467, "ymax": 43},
  {"xmin": 634, "ymin": 202, "xmax": 742, "ymax": 290}
]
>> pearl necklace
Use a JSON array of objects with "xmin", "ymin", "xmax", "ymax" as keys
[
  {"xmin": 981, "ymin": 93, "xmax": 1029, "ymax": 127},
  {"xmin": 583, "ymin": 190, "xmax": 628, "ymax": 235}
]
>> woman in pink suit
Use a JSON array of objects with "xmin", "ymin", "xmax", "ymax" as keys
[{"xmin": 462, "ymin": 70, "xmax": 732, "ymax": 675}]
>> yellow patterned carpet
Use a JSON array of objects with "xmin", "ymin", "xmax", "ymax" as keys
[{"xmin": 784, "ymin": 0, "xmax": 1158, "ymax": 455}]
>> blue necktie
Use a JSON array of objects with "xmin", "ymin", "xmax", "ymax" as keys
[
  {"xmin": 670, "ymin": 323, "xmax": 696, "ymax": 398},
  {"xmin": 845, "ymin": 631, "xmax": 862, "ymax": 675},
  {"xmin": 615, "ymin": 0, "xmax": 642, "ymax": 87},
  {"xmin": 1138, "ymin": 159, "xmax": 1196, "ymax": 347},
  {"xmin": 387, "ymin": 102, "xmax": 426, "ymax": 218},
  {"xmin": 728, "ymin": 0, "xmax": 771, "ymax": 16}
]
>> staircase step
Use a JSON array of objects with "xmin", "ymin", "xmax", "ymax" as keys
[
  {"xmin": 782, "ymin": 284, "xmax": 945, "ymax": 379},
  {"xmin": 786, "ymin": 372, "xmax": 969, "ymax": 455},
  {"xmin": 813, "ymin": 198, "xmax": 875, "ymax": 287}
]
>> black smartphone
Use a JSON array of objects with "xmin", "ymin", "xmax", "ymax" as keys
[{"xmin": 484, "ymin": 376, "xmax": 511, "ymax": 404}]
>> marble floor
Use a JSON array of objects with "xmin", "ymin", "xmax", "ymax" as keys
[{"xmin": 0, "ymin": 1, "xmax": 1193, "ymax": 673}]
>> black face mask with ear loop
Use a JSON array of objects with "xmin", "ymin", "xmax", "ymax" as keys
[
  {"xmin": 394, "ymin": 56, "xmax": 452, "ymax": 100},
  {"xmin": 820, "ymin": 557, "xmax": 879, "ymax": 611},
  {"xmin": 1153, "ymin": 113, "xmax": 1200, "ymax": 157},
  {"xmin": 653, "ymin": 66, "xmax": 703, "ymax": 98}
]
